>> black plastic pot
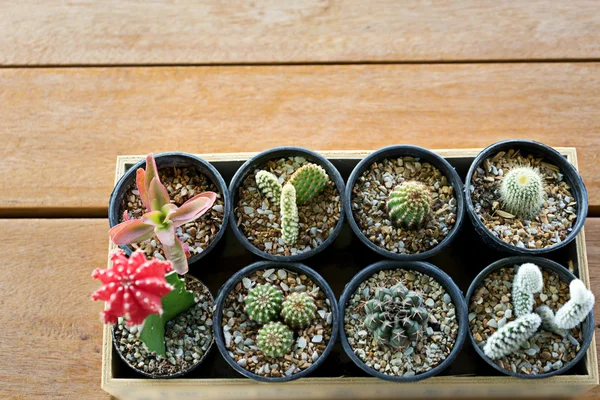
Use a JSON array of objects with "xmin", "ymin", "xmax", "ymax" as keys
[
  {"xmin": 344, "ymin": 145, "xmax": 465, "ymax": 260},
  {"xmin": 465, "ymin": 139, "xmax": 588, "ymax": 254},
  {"xmin": 108, "ymin": 152, "xmax": 230, "ymax": 265},
  {"xmin": 339, "ymin": 260, "xmax": 468, "ymax": 382},
  {"xmin": 213, "ymin": 260, "xmax": 339, "ymax": 382},
  {"xmin": 112, "ymin": 275, "xmax": 215, "ymax": 378},
  {"xmin": 465, "ymin": 256, "xmax": 594, "ymax": 379},
  {"xmin": 228, "ymin": 147, "xmax": 345, "ymax": 262}
]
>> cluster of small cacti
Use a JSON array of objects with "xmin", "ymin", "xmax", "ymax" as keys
[
  {"xmin": 483, "ymin": 263, "xmax": 594, "ymax": 360},
  {"xmin": 244, "ymin": 280, "xmax": 318, "ymax": 358},
  {"xmin": 499, "ymin": 166, "xmax": 545, "ymax": 218},
  {"xmin": 254, "ymin": 162, "xmax": 330, "ymax": 245},
  {"xmin": 386, "ymin": 181, "xmax": 432, "ymax": 228},
  {"xmin": 363, "ymin": 283, "xmax": 429, "ymax": 349}
]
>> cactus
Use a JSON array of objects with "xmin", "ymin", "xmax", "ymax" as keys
[
  {"xmin": 281, "ymin": 292, "xmax": 317, "ymax": 328},
  {"xmin": 386, "ymin": 181, "xmax": 432, "ymax": 228},
  {"xmin": 280, "ymin": 183, "xmax": 299, "ymax": 245},
  {"xmin": 554, "ymin": 279, "xmax": 595, "ymax": 330},
  {"xmin": 256, "ymin": 321, "xmax": 294, "ymax": 358},
  {"xmin": 535, "ymin": 305, "xmax": 568, "ymax": 337},
  {"xmin": 363, "ymin": 283, "xmax": 429, "ymax": 348},
  {"xmin": 288, "ymin": 163, "xmax": 329, "ymax": 205},
  {"xmin": 483, "ymin": 313, "xmax": 542, "ymax": 360},
  {"xmin": 255, "ymin": 170, "xmax": 282, "ymax": 203},
  {"xmin": 512, "ymin": 263, "xmax": 544, "ymax": 317},
  {"xmin": 244, "ymin": 284, "xmax": 284, "ymax": 324},
  {"xmin": 499, "ymin": 166, "xmax": 545, "ymax": 218}
]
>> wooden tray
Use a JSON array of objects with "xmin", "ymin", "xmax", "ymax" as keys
[{"xmin": 102, "ymin": 149, "xmax": 598, "ymax": 399}]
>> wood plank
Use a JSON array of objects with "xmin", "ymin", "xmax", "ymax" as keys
[
  {"xmin": 1, "ymin": 1, "xmax": 600, "ymax": 65},
  {"xmin": 1, "ymin": 64, "xmax": 600, "ymax": 213},
  {"xmin": 2, "ymin": 218, "xmax": 599, "ymax": 398}
]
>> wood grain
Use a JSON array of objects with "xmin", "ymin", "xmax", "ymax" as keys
[
  {"xmin": 1, "ymin": 1, "xmax": 600, "ymax": 65},
  {"xmin": 1, "ymin": 218, "xmax": 599, "ymax": 399},
  {"xmin": 1, "ymin": 64, "xmax": 600, "ymax": 214}
]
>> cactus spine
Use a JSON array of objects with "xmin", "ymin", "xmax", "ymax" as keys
[
  {"xmin": 499, "ymin": 166, "xmax": 545, "ymax": 218},
  {"xmin": 280, "ymin": 183, "xmax": 299, "ymax": 245},
  {"xmin": 256, "ymin": 170, "xmax": 282, "ymax": 203},
  {"xmin": 554, "ymin": 279, "xmax": 595, "ymax": 330},
  {"xmin": 288, "ymin": 163, "xmax": 329, "ymax": 205},
  {"xmin": 363, "ymin": 283, "xmax": 429, "ymax": 348},
  {"xmin": 535, "ymin": 305, "xmax": 568, "ymax": 337},
  {"xmin": 512, "ymin": 263, "xmax": 544, "ymax": 317},
  {"xmin": 281, "ymin": 292, "xmax": 317, "ymax": 328},
  {"xmin": 244, "ymin": 284, "xmax": 284, "ymax": 324},
  {"xmin": 387, "ymin": 181, "xmax": 432, "ymax": 228},
  {"xmin": 256, "ymin": 321, "xmax": 294, "ymax": 358},
  {"xmin": 483, "ymin": 313, "xmax": 542, "ymax": 360}
]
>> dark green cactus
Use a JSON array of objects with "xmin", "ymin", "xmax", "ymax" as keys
[
  {"xmin": 244, "ymin": 284, "xmax": 284, "ymax": 324},
  {"xmin": 387, "ymin": 181, "xmax": 432, "ymax": 228},
  {"xmin": 256, "ymin": 321, "xmax": 294, "ymax": 358},
  {"xmin": 281, "ymin": 292, "xmax": 317, "ymax": 328},
  {"xmin": 288, "ymin": 163, "xmax": 329, "ymax": 205},
  {"xmin": 363, "ymin": 283, "xmax": 429, "ymax": 348}
]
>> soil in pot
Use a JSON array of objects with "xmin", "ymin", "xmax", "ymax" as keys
[
  {"xmin": 470, "ymin": 149, "xmax": 577, "ymax": 250},
  {"xmin": 220, "ymin": 267, "xmax": 334, "ymax": 378},
  {"xmin": 235, "ymin": 156, "xmax": 341, "ymax": 256},
  {"xmin": 344, "ymin": 268, "xmax": 459, "ymax": 377},
  {"xmin": 121, "ymin": 166, "xmax": 225, "ymax": 258},
  {"xmin": 351, "ymin": 156, "xmax": 457, "ymax": 255},
  {"xmin": 469, "ymin": 265, "xmax": 583, "ymax": 375},
  {"xmin": 113, "ymin": 275, "xmax": 214, "ymax": 377}
]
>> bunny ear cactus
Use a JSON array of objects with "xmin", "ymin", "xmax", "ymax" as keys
[
  {"xmin": 280, "ymin": 183, "xmax": 300, "ymax": 245},
  {"xmin": 281, "ymin": 292, "xmax": 317, "ymax": 328},
  {"xmin": 483, "ymin": 313, "xmax": 542, "ymax": 360},
  {"xmin": 255, "ymin": 170, "xmax": 282, "ymax": 203},
  {"xmin": 364, "ymin": 283, "xmax": 429, "ymax": 349},
  {"xmin": 244, "ymin": 284, "xmax": 284, "ymax": 324},
  {"xmin": 109, "ymin": 153, "xmax": 217, "ymax": 274},
  {"xmin": 387, "ymin": 181, "xmax": 432, "ymax": 228},
  {"xmin": 288, "ymin": 163, "xmax": 329, "ymax": 205},
  {"xmin": 256, "ymin": 321, "xmax": 294, "ymax": 358},
  {"xmin": 499, "ymin": 166, "xmax": 545, "ymax": 218},
  {"xmin": 554, "ymin": 279, "xmax": 595, "ymax": 330},
  {"xmin": 512, "ymin": 263, "xmax": 544, "ymax": 317}
]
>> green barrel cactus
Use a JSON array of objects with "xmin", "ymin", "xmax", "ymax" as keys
[
  {"xmin": 363, "ymin": 283, "xmax": 429, "ymax": 348},
  {"xmin": 499, "ymin": 166, "xmax": 545, "ymax": 218},
  {"xmin": 281, "ymin": 292, "xmax": 317, "ymax": 328},
  {"xmin": 256, "ymin": 321, "xmax": 294, "ymax": 358},
  {"xmin": 386, "ymin": 181, "xmax": 432, "ymax": 228},
  {"xmin": 288, "ymin": 163, "xmax": 329, "ymax": 205},
  {"xmin": 280, "ymin": 183, "xmax": 299, "ymax": 245},
  {"xmin": 244, "ymin": 284, "xmax": 284, "ymax": 324},
  {"xmin": 255, "ymin": 170, "xmax": 282, "ymax": 203}
]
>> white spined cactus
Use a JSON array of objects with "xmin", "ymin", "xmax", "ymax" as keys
[
  {"xmin": 554, "ymin": 279, "xmax": 595, "ymax": 330},
  {"xmin": 535, "ymin": 305, "xmax": 568, "ymax": 337},
  {"xmin": 499, "ymin": 166, "xmax": 545, "ymax": 218},
  {"xmin": 483, "ymin": 313, "xmax": 542, "ymax": 360},
  {"xmin": 512, "ymin": 263, "xmax": 543, "ymax": 317}
]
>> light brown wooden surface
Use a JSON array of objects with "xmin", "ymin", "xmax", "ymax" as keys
[
  {"xmin": 1, "ymin": 218, "xmax": 599, "ymax": 399},
  {"xmin": 2, "ymin": 63, "xmax": 600, "ymax": 215},
  {"xmin": 2, "ymin": 1, "xmax": 600, "ymax": 65}
]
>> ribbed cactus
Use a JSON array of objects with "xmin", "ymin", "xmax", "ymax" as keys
[
  {"xmin": 364, "ymin": 283, "xmax": 429, "ymax": 348},
  {"xmin": 535, "ymin": 305, "xmax": 568, "ymax": 337},
  {"xmin": 244, "ymin": 284, "xmax": 284, "ymax": 324},
  {"xmin": 256, "ymin": 321, "xmax": 294, "ymax": 358},
  {"xmin": 554, "ymin": 279, "xmax": 595, "ymax": 330},
  {"xmin": 386, "ymin": 181, "xmax": 432, "ymax": 228},
  {"xmin": 512, "ymin": 263, "xmax": 544, "ymax": 317},
  {"xmin": 281, "ymin": 292, "xmax": 317, "ymax": 328},
  {"xmin": 288, "ymin": 163, "xmax": 329, "ymax": 205},
  {"xmin": 255, "ymin": 170, "xmax": 282, "ymax": 203},
  {"xmin": 280, "ymin": 183, "xmax": 299, "ymax": 245},
  {"xmin": 483, "ymin": 313, "xmax": 542, "ymax": 360},
  {"xmin": 499, "ymin": 167, "xmax": 545, "ymax": 218}
]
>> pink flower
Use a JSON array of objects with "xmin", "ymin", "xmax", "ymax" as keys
[{"xmin": 91, "ymin": 249, "xmax": 173, "ymax": 326}]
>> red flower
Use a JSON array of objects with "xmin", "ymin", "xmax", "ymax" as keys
[{"xmin": 91, "ymin": 249, "xmax": 173, "ymax": 326}]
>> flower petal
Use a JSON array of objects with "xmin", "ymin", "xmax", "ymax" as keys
[
  {"xmin": 155, "ymin": 224, "xmax": 175, "ymax": 247},
  {"xmin": 163, "ymin": 237, "xmax": 189, "ymax": 274},
  {"xmin": 136, "ymin": 168, "xmax": 150, "ymax": 210},
  {"xmin": 170, "ymin": 192, "xmax": 217, "ymax": 226},
  {"xmin": 109, "ymin": 220, "xmax": 155, "ymax": 245},
  {"xmin": 149, "ymin": 177, "xmax": 171, "ymax": 211}
]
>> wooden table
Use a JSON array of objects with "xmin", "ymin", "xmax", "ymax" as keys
[{"xmin": 1, "ymin": 2, "xmax": 599, "ymax": 398}]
